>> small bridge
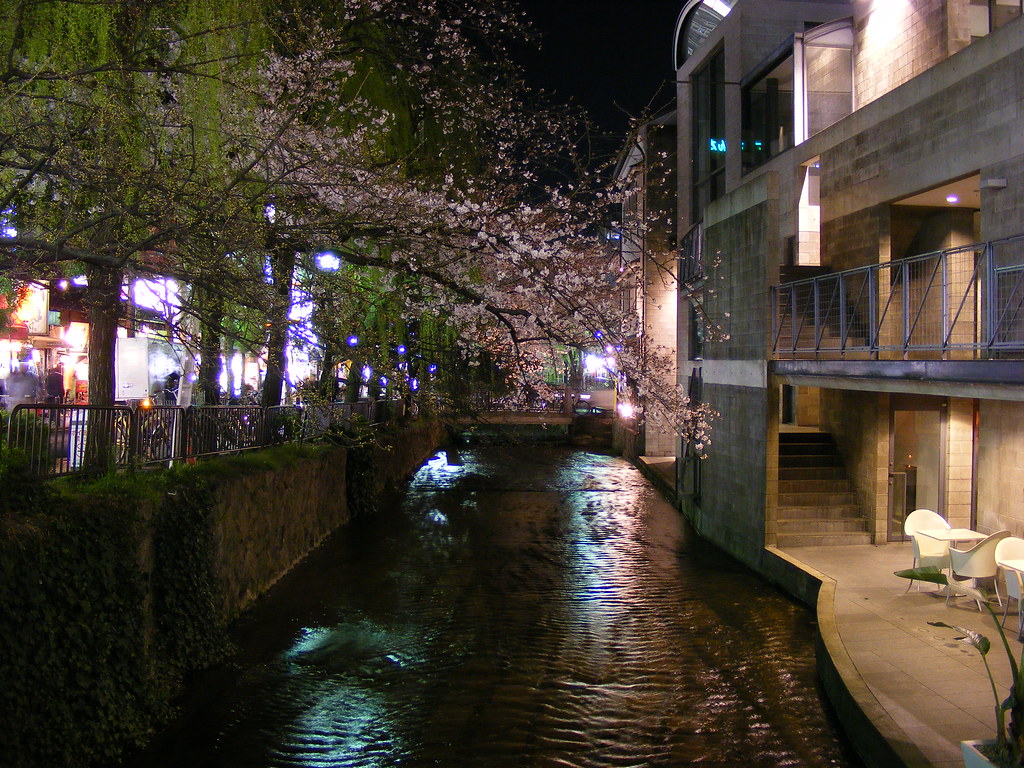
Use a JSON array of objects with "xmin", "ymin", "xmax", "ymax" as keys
[
  {"xmin": 452, "ymin": 410, "xmax": 573, "ymax": 427},
  {"xmin": 451, "ymin": 409, "xmax": 613, "ymax": 449}
]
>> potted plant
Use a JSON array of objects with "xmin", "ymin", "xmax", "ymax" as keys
[{"xmin": 896, "ymin": 566, "xmax": 1024, "ymax": 767}]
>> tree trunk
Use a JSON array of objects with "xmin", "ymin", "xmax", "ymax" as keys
[
  {"xmin": 197, "ymin": 288, "xmax": 224, "ymax": 405},
  {"xmin": 261, "ymin": 238, "xmax": 295, "ymax": 408},
  {"xmin": 344, "ymin": 356, "xmax": 362, "ymax": 403},
  {"xmin": 85, "ymin": 263, "xmax": 123, "ymax": 407},
  {"xmin": 312, "ymin": 292, "xmax": 339, "ymax": 402}
]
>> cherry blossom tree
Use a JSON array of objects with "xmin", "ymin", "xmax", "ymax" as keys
[{"xmin": 0, "ymin": 0, "xmax": 716, "ymax": 450}]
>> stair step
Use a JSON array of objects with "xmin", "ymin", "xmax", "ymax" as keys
[
  {"xmin": 775, "ymin": 531, "xmax": 873, "ymax": 548},
  {"xmin": 780, "ymin": 454, "xmax": 843, "ymax": 468},
  {"xmin": 777, "ymin": 503, "xmax": 861, "ymax": 518},
  {"xmin": 779, "ymin": 431, "xmax": 833, "ymax": 443},
  {"xmin": 779, "ymin": 466, "xmax": 847, "ymax": 481},
  {"xmin": 779, "ymin": 440, "xmax": 836, "ymax": 452},
  {"xmin": 778, "ymin": 517, "xmax": 868, "ymax": 533},
  {"xmin": 778, "ymin": 491, "xmax": 858, "ymax": 506},
  {"xmin": 779, "ymin": 478, "xmax": 854, "ymax": 493}
]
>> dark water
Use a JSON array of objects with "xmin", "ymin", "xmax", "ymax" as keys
[{"xmin": 127, "ymin": 446, "xmax": 862, "ymax": 768}]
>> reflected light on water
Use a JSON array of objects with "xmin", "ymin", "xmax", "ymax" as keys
[{"xmin": 125, "ymin": 445, "xmax": 862, "ymax": 768}]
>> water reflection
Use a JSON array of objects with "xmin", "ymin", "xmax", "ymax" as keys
[{"xmin": 126, "ymin": 445, "xmax": 861, "ymax": 768}]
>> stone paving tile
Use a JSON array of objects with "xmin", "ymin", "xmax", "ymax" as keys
[{"xmin": 780, "ymin": 543, "xmax": 1023, "ymax": 768}]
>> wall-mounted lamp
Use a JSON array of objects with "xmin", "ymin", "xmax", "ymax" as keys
[{"xmin": 980, "ymin": 177, "xmax": 1008, "ymax": 190}]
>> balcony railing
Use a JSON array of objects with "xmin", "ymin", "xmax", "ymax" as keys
[{"xmin": 771, "ymin": 235, "xmax": 1024, "ymax": 359}]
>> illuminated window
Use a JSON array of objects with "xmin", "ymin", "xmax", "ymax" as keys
[{"xmin": 741, "ymin": 19, "xmax": 852, "ymax": 173}]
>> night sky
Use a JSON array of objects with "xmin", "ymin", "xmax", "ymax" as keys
[{"xmin": 516, "ymin": 0, "xmax": 683, "ymax": 144}]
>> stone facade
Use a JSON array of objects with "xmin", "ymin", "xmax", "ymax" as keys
[
  {"xmin": 211, "ymin": 450, "xmax": 349, "ymax": 619},
  {"xmin": 667, "ymin": 0, "xmax": 1024, "ymax": 570},
  {"xmin": 976, "ymin": 400, "xmax": 1024, "ymax": 536},
  {"xmin": 211, "ymin": 421, "xmax": 443, "ymax": 620},
  {"xmin": 696, "ymin": 382, "xmax": 770, "ymax": 568}
]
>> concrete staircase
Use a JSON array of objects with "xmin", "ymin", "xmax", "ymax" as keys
[{"xmin": 776, "ymin": 430, "xmax": 871, "ymax": 547}]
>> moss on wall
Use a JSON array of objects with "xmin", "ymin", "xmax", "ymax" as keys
[{"xmin": 0, "ymin": 420, "xmax": 443, "ymax": 768}]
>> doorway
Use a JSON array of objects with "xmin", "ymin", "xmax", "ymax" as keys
[{"xmin": 888, "ymin": 395, "xmax": 948, "ymax": 541}]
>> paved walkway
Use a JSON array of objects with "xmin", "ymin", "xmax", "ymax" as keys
[{"xmin": 779, "ymin": 543, "xmax": 1020, "ymax": 768}]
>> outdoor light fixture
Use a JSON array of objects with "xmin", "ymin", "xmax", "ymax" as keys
[
  {"xmin": 945, "ymin": 194, "xmax": 959, "ymax": 204},
  {"xmin": 316, "ymin": 252, "xmax": 341, "ymax": 271},
  {"xmin": 617, "ymin": 402, "xmax": 635, "ymax": 419}
]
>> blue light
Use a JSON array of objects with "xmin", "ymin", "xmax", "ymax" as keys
[
  {"xmin": 379, "ymin": 376, "xmax": 388, "ymax": 386},
  {"xmin": 396, "ymin": 345, "xmax": 407, "ymax": 355},
  {"xmin": 594, "ymin": 330, "xmax": 603, "ymax": 339},
  {"xmin": 428, "ymin": 364, "xmax": 438, "ymax": 374},
  {"xmin": 410, "ymin": 378, "xmax": 419, "ymax": 391},
  {"xmin": 316, "ymin": 252, "xmax": 341, "ymax": 271},
  {"xmin": 347, "ymin": 336, "xmax": 358, "ymax": 346},
  {"xmin": 709, "ymin": 138, "xmax": 727, "ymax": 152}
]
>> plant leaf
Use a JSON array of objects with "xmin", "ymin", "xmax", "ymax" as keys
[
  {"xmin": 894, "ymin": 566, "xmax": 949, "ymax": 585},
  {"xmin": 929, "ymin": 621, "xmax": 991, "ymax": 655}
]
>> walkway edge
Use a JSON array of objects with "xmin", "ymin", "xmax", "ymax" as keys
[{"xmin": 765, "ymin": 546, "xmax": 933, "ymax": 768}]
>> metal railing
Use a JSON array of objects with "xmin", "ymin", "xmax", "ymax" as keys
[
  {"xmin": 771, "ymin": 235, "xmax": 1024, "ymax": 359},
  {"xmin": 3, "ymin": 400, "xmax": 403, "ymax": 478}
]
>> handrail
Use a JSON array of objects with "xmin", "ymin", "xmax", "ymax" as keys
[
  {"xmin": 771, "ymin": 235, "xmax": 1024, "ymax": 359},
  {"xmin": 2, "ymin": 399, "xmax": 406, "ymax": 478}
]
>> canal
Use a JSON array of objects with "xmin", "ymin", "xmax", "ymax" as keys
[{"xmin": 126, "ymin": 444, "xmax": 863, "ymax": 767}]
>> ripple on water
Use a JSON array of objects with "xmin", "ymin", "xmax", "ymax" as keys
[{"xmin": 125, "ymin": 445, "xmax": 861, "ymax": 768}]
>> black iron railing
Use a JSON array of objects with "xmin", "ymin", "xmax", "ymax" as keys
[{"xmin": 3, "ymin": 400, "xmax": 404, "ymax": 478}]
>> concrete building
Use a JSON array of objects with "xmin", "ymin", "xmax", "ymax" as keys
[
  {"xmin": 612, "ymin": 112, "xmax": 679, "ymax": 458},
  {"xmin": 663, "ymin": 0, "xmax": 1024, "ymax": 573}
]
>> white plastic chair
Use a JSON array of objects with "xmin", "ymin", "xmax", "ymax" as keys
[
  {"xmin": 948, "ymin": 530, "xmax": 1011, "ymax": 610},
  {"xmin": 995, "ymin": 536, "xmax": 1024, "ymax": 632},
  {"xmin": 904, "ymin": 509, "xmax": 951, "ymax": 591}
]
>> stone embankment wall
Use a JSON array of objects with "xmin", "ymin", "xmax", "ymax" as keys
[
  {"xmin": 211, "ymin": 420, "xmax": 444, "ymax": 621},
  {"xmin": 0, "ymin": 419, "xmax": 444, "ymax": 768},
  {"xmin": 211, "ymin": 449, "xmax": 350, "ymax": 620}
]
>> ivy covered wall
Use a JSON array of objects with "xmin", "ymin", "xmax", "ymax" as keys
[{"xmin": 0, "ymin": 419, "xmax": 443, "ymax": 768}]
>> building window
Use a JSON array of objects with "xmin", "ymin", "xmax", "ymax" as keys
[
  {"xmin": 689, "ymin": 302, "xmax": 705, "ymax": 360},
  {"xmin": 741, "ymin": 19, "xmax": 852, "ymax": 173},
  {"xmin": 742, "ymin": 53, "xmax": 794, "ymax": 172},
  {"xmin": 970, "ymin": 0, "xmax": 1023, "ymax": 38},
  {"xmin": 692, "ymin": 48, "xmax": 726, "ymax": 218},
  {"xmin": 803, "ymin": 23, "xmax": 853, "ymax": 137},
  {"xmin": 674, "ymin": 0, "xmax": 735, "ymax": 68}
]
